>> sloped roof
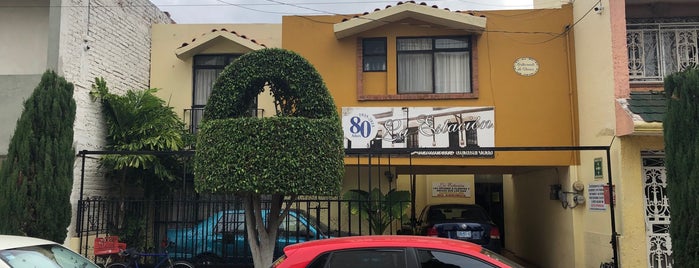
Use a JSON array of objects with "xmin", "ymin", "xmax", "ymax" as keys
[
  {"xmin": 617, "ymin": 91, "xmax": 665, "ymax": 136},
  {"xmin": 627, "ymin": 91, "xmax": 666, "ymax": 122},
  {"xmin": 175, "ymin": 28, "xmax": 266, "ymax": 59},
  {"xmin": 333, "ymin": 1, "xmax": 487, "ymax": 39}
]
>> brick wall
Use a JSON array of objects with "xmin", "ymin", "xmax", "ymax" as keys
[{"xmin": 56, "ymin": 0, "xmax": 173, "ymax": 237}]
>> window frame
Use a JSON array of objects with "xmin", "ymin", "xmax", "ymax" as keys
[
  {"xmin": 356, "ymin": 35, "xmax": 479, "ymax": 101},
  {"xmin": 192, "ymin": 54, "xmax": 240, "ymax": 108},
  {"xmin": 363, "ymin": 37, "xmax": 388, "ymax": 72},
  {"xmin": 396, "ymin": 36, "xmax": 472, "ymax": 94}
]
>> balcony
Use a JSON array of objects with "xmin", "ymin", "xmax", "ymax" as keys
[
  {"xmin": 184, "ymin": 107, "xmax": 265, "ymax": 133},
  {"xmin": 627, "ymin": 19, "xmax": 699, "ymax": 83}
]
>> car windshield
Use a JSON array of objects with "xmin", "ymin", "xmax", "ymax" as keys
[
  {"xmin": 427, "ymin": 205, "xmax": 489, "ymax": 221},
  {"xmin": 0, "ymin": 244, "xmax": 100, "ymax": 268},
  {"xmin": 292, "ymin": 210, "xmax": 329, "ymax": 236}
]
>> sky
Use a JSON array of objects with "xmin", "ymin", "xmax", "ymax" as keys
[{"xmin": 150, "ymin": 0, "xmax": 534, "ymax": 24}]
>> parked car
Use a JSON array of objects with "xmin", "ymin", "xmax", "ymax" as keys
[
  {"xmin": 0, "ymin": 235, "xmax": 100, "ymax": 268},
  {"xmin": 166, "ymin": 209, "xmax": 330, "ymax": 264},
  {"xmin": 271, "ymin": 235, "xmax": 522, "ymax": 268},
  {"xmin": 400, "ymin": 204, "xmax": 502, "ymax": 253}
]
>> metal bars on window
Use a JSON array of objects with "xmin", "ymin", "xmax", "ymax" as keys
[{"xmin": 627, "ymin": 20, "xmax": 699, "ymax": 82}]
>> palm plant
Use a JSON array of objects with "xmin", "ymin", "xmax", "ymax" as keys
[
  {"xmin": 90, "ymin": 78, "xmax": 187, "ymax": 238},
  {"xmin": 343, "ymin": 188, "xmax": 411, "ymax": 235}
]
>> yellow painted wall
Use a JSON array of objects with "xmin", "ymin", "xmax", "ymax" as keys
[
  {"xmin": 506, "ymin": 167, "xmax": 576, "ymax": 268},
  {"xmin": 149, "ymin": 24, "xmax": 281, "ymax": 121},
  {"xmin": 282, "ymin": 6, "xmax": 578, "ymax": 167},
  {"xmin": 570, "ymin": 0, "xmax": 660, "ymax": 267},
  {"xmin": 616, "ymin": 136, "xmax": 664, "ymax": 267}
]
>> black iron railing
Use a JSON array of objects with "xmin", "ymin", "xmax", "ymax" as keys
[{"xmin": 77, "ymin": 195, "xmax": 410, "ymax": 265}]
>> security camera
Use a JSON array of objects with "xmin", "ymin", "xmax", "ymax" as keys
[{"xmin": 593, "ymin": 3, "xmax": 604, "ymax": 14}]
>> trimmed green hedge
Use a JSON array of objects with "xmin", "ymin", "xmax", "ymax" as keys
[
  {"xmin": 195, "ymin": 117, "xmax": 343, "ymax": 194},
  {"xmin": 195, "ymin": 48, "xmax": 344, "ymax": 195},
  {"xmin": 204, "ymin": 48, "xmax": 336, "ymax": 120}
]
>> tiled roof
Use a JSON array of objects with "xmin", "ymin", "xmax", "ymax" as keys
[
  {"xmin": 339, "ymin": 1, "xmax": 483, "ymax": 22},
  {"xmin": 334, "ymin": 1, "xmax": 486, "ymax": 39},
  {"xmin": 627, "ymin": 91, "xmax": 666, "ymax": 122},
  {"xmin": 177, "ymin": 28, "xmax": 267, "ymax": 49}
]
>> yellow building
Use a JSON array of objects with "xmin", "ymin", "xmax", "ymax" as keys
[
  {"xmin": 283, "ymin": 3, "xmax": 583, "ymax": 267},
  {"xmin": 150, "ymin": 1, "xmax": 692, "ymax": 267},
  {"xmin": 570, "ymin": 0, "xmax": 695, "ymax": 267},
  {"xmin": 150, "ymin": 24, "xmax": 281, "ymax": 129}
]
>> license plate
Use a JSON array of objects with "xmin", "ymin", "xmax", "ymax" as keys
[{"xmin": 456, "ymin": 231, "xmax": 471, "ymax": 238}]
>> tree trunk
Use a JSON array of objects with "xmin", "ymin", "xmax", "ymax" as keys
[{"xmin": 244, "ymin": 193, "xmax": 296, "ymax": 268}]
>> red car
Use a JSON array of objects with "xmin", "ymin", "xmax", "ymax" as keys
[{"xmin": 272, "ymin": 235, "xmax": 523, "ymax": 268}]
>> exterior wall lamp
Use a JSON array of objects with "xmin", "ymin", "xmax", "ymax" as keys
[{"xmin": 550, "ymin": 181, "xmax": 585, "ymax": 209}]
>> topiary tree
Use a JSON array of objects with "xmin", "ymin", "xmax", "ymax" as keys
[
  {"xmin": 195, "ymin": 48, "xmax": 344, "ymax": 267},
  {"xmin": 0, "ymin": 70, "xmax": 76, "ymax": 243},
  {"xmin": 663, "ymin": 66, "xmax": 699, "ymax": 267}
]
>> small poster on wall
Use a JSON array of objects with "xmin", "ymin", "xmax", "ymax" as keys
[
  {"xmin": 588, "ymin": 183, "xmax": 606, "ymax": 211},
  {"xmin": 432, "ymin": 182, "xmax": 472, "ymax": 198}
]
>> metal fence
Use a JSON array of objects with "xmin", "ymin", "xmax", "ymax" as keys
[{"xmin": 77, "ymin": 194, "xmax": 411, "ymax": 266}]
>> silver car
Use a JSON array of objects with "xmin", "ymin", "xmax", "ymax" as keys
[{"xmin": 0, "ymin": 235, "xmax": 100, "ymax": 268}]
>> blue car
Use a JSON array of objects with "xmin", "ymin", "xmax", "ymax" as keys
[{"xmin": 166, "ymin": 209, "xmax": 329, "ymax": 264}]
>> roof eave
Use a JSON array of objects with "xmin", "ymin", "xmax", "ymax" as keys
[
  {"xmin": 333, "ymin": 4, "xmax": 486, "ymax": 39},
  {"xmin": 632, "ymin": 121, "xmax": 663, "ymax": 136},
  {"xmin": 175, "ymin": 32, "xmax": 265, "ymax": 60}
]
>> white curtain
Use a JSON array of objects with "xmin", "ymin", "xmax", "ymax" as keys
[
  {"xmin": 398, "ymin": 53, "xmax": 432, "ymax": 93},
  {"xmin": 193, "ymin": 69, "xmax": 220, "ymax": 105},
  {"xmin": 435, "ymin": 51, "xmax": 469, "ymax": 93}
]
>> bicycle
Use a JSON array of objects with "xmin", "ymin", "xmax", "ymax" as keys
[{"xmin": 105, "ymin": 241, "xmax": 194, "ymax": 268}]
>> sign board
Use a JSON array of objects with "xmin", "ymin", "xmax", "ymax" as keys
[
  {"xmin": 594, "ymin": 157, "xmax": 603, "ymax": 179},
  {"xmin": 432, "ymin": 182, "xmax": 471, "ymax": 198},
  {"xmin": 588, "ymin": 183, "xmax": 606, "ymax": 211},
  {"xmin": 514, "ymin": 57, "xmax": 539, "ymax": 76},
  {"xmin": 342, "ymin": 107, "xmax": 495, "ymax": 158}
]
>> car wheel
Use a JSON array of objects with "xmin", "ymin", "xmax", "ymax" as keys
[{"xmin": 193, "ymin": 253, "xmax": 224, "ymax": 265}]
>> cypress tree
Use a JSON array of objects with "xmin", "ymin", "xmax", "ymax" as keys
[
  {"xmin": 664, "ymin": 66, "xmax": 699, "ymax": 267},
  {"xmin": 0, "ymin": 70, "xmax": 76, "ymax": 243}
]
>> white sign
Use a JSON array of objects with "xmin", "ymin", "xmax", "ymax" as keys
[
  {"xmin": 342, "ymin": 107, "xmax": 495, "ymax": 158},
  {"xmin": 432, "ymin": 182, "xmax": 471, "ymax": 198},
  {"xmin": 588, "ymin": 183, "xmax": 606, "ymax": 211},
  {"xmin": 342, "ymin": 111, "xmax": 378, "ymax": 146},
  {"xmin": 514, "ymin": 57, "xmax": 539, "ymax": 76}
]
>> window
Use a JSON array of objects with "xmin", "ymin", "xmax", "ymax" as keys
[
  {"xmin": 397, "ymin": 37, "xmax": 471, "ymax": 94},
  {"xmin": 193, "ymin": 54, "xmax": 239, "ymax": 107},
  {"xmin": 315, "ymin": 249, "xmax": 406, "ymax": 268},
  {"xmin": 191, "ymin": 54, "xmax": 258, "ymax": 132},
  {"xmin": 363, "ymin": 38, "xmax": 387, "ymax": 71},
  {"xmin": 627, "ymin": 19, "xmax": 699, "ymax": 82},
  {"xmin": 416, "ymin": 249, "xmax": 496, "ymax": 268}
]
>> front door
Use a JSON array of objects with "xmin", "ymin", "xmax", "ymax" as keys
[{"xmin": 642, "ymin": 152, "xmax": 672, "ymax": 268}]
